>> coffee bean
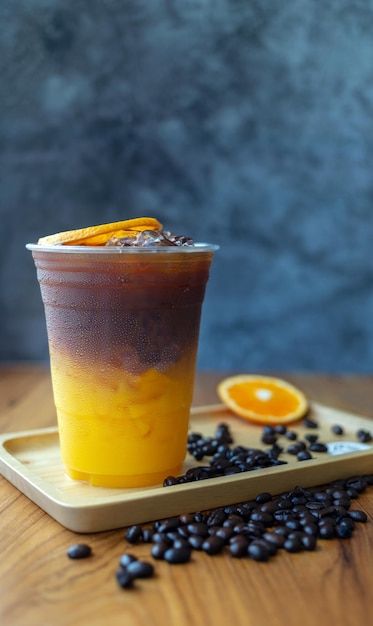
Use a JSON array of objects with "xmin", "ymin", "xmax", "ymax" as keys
[
  {"xmin": 223, "ymin": 519, "xmax": 237, "ymax": 529},
  {"xmin": 318, "ymin": 514, "xmax": 336, "ymax": 525},
  {"xmin": 188, "ymin": 535, "xmax": 204, "ymax": 550},
  {"xmin": 157, "ymin": 518, "xmax": 180, "ymax": 533},
  {"xmin": 348, "ymin": 510, "xmax": 368, "ymax": 523},
  {"xmin": 258, "ymin": 539, "xmax": 277, "ymax": 556},
  {"xmin": 287, "ymin": 444, "xmax": 302, "ymax": 455},
  {"xmin": 286, "ymin": 431, "xmax": 298, "ymax": 441},
  {"xmin": 346, "ymin": 487, "xmax": 359, "ymax": 499},
  {"xmin": 331, "ymin": 425, "xmax": 344, "ymax": 436},
  {"xmin": 233, "ymin": 522, "xmax": 247, "ymax": 534},
  {"xmin": 304, "ymin": 418, "xmax": 318, "ymax": 429},
  {"xmin": 151, "ymin": 542, "xmax": 169, "ymax": 559},
  {"xmin": 248, "ymin": 541, "xmax": 269, "ymax": 561},
  {"xmin": 127, "ymin": 560, "xmax": 154, "ymax": 579},
  {"xmin": 116, "ymin": 569, "xmax": 134, "ymax": 588},
  {"xmin": 301, "ymin": 535, "xmax": 316, "ymax": 550},
  {"xmin": 306, "ymin": 501, "xmax": 324, "ymax": 510},
  {"xmin": 208, "ymin": 526, "xmax": 221, "ymax": 536},
  {"xmin": 215, "ymin": 527, "xmax": 234, "ymax": 542},
  {"xmin": 250, "ymin": 512, "xmax": 273, "ymax": 526},
  {"xmin": 274, "ymin": 425, "xmax": 287, "ymax": 435},
  {"xmin": 207, "ymin": 509, "xmax": 226, "ymax": 526},
  {"xmin": 142, "ymin": 529, "xmax": 153, "ymax": 543},
  {"xmin": 336, "ymin": 524, "xmax": 353, "ymax": 539},
  {"xmin": 230, "ymin": 538, "xmax": 249, "ymax": 557},
  {"xmin": 245, "ymin": 524, "xmax": 264, "ymax": 537},
  {"xmin": 299, "ymin": 514, "xmax": 315, "ymax": 525},
  {"xmin": 297, "ymin": 450, "xmax": 312, "ymax": 461},
  {"xmin": 283, "ymin": 537, "xmax": 302, "ymax": 552},
  {"xmin": 179, "ymin": 513, "xmax": 194, "ymax": 525},
  {"xmin": 309, "ymin": 443, "xmax": 328, "ymax": 453},
  {"xmin": 119, "ymin": 553, "xmax": 137, "ymax": 568},
  {"xmin": 303, "ymin": 524, "xmax": 318, "ymax": 536},
  {"xmin": 313, "ymin": 491, "xmax": 331, "ymax": 503},
  {"xmin": 260, "ymin": 501, "xmax": 278, "ymax": 514},
  {"xmin": 202, "ymin": 536, "xmax": 225, "ymax": 555},
  {"xmin": 318, "ymin": 524, "xmax": 335, "ymax": 539},
  {"xmin": 178, "ymin": 526, "xmax": 190, "ymax": 539},
  {"xmin": 347, "ymin": 479, "xmax": 367, "ymax": 493},
  {"xmin": 263, "ymin": 532, "xmax": 285, "ymax": 547},
  {"xmin": 287, "ymin": 531, "xmax": 303, "ymax": 541},
  {"xmin": 274, "ymin": 510, "xmax": 294, "ymax": 523},
  {"xmin": 286, "ymin": 520, "xmax": 302, "ymax": 531},
  {"xmin": 333, "ymin": 497, "xmax": 350, "ymax": 508},
  {"xmin": 356, "ymin": 429, "xmax": 372, "ymax": 443},
  {"xmin": 166, "ymin": 531, "xmax": 181, "ymax": 542},
  {"xmin": 279, "ymin": 497, "xmax": 292, "ymax": 509},
  {"xmin": 187, "ymin": 523, "xmax": 209, "ymax": 537},
  {"xmin": 152, "ymin": 532, "xmax": 170, "ymax": 544},
  {"xmin": 228, "ymin": 514, "xmax": 244, "ymax": 524},
  {"xmin": 337, "ymin": 517, "xmax": 354, "ymax": 531},
  {"xmin": 163, "ymin": 476, "xmax": 178, "ymax": 487},
  {"xmin": 291, "ymin": 496, "xmax": 307, "ymax": 504},
  {"xmin": 256, "ymin": 492, "xmax": 272, "ymax": 504},
  {"xmin": 125, "ymin": 526, "xmax": 143, "ymax": 544},
  {"xmin": 320, "ymin": 506, "xmax": 339, "ymax": 518},
  {"xmin": 164, "ymin": 547, "xmax": 192, "ymax": 564},
  {"xmin": 173, "ymin": 538, "xmax": 190, "ymax": 550},
  {"xmin": 67, "ymin": 544, "xmax": 92, "ymax": 559},
  {"xmin": 261, "ymin": 433, "xmax": 277, "ymax": 445},
  {"xmin": 304, "ymin": 434, "xmax": 319, "ymax": 443}
]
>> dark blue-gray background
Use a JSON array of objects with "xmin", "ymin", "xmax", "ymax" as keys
[{"xmin": 1, "ymin": 0, "xmax": 373, "ymax": 371}]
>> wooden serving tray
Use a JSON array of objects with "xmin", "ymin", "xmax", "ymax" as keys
[{"xmin": 0, "ymin": 403, "xmax": 372, "ymax": 533}]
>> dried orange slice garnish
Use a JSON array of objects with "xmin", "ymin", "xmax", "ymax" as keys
[
  {"xmin": 38, "ymin": 217, "xmax": 162, "ymax": 246},
  {"xmin": 67, "ymin": 229, "xmax": 139, "ymax": 246},
  {"xmin": 217, "ymin": 375, "xmax": 308, "ymax": 425}
]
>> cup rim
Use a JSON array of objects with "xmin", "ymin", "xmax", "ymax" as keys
[{"xmin": 26, "ymin": 242, "xmax": 219, "ymax": 254}]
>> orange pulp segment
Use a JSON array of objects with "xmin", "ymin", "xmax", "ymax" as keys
[
  {"xmin": 38, "ymin": 217, "xmax": 162, "ymax": 246},
  {"xmin": 217, "ymin": 375, "xmax": 308, "ymax": 425}
]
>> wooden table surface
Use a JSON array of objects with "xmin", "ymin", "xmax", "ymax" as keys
[{"xmin": 0, "ymin": 366, "xmax": 372, "ymax": 626}]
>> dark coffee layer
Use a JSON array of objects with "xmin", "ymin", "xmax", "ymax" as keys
[{"xmin": 33, "ymin": 250, "xmax": 212, "ymax": 372}]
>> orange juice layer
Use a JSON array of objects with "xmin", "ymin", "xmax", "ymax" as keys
[{"xmin": 50, "ymin": 351, "xmax": 196, "ymax": 487}]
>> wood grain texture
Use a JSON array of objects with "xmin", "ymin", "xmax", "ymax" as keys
[{"xmin": 0, "ymin": 365, "xmax": 372, "ymax": 626}]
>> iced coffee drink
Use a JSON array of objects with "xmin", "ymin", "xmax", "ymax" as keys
[{"xmin": 27, "ymin": 218, "xmax": 217, "ymax": 487}]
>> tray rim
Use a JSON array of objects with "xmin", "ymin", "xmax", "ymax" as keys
[{"xmin": 0, "ymin": 402, "xmax": 372, "ymax": 532}]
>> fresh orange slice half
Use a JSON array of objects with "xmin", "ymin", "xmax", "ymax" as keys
[
  {"xmin": 217, "ymin": 375, "xmax": 308, "ymax": 425},
  {"xmin": 38, "ymin": 217, "xmax": 162, "ymax": 246}
]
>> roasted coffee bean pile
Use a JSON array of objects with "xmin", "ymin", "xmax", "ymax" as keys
[
  {"xmin": 164, "ymin": 423, "xmax": 287, "ymax": 487},
  {"xmin": 163, "ymin": 420, "xmax": 372, "ymax": 487},
  {"xmin": 67, "ymin": 474, "xmax": 371, "ymax": 590},
  {"xmin": 120, "ymin": 474, "xmax": 372, "ymax": 577},
  {"xmin": 66, "ymin": 420, "xmax": 372, "ymax": 591}
]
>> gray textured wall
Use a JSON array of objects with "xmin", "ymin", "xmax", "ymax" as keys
[{"xmin": 1, "ymin": 1, "xmax": 373, "ymax": 371}]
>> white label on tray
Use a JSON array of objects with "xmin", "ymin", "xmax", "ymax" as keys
[{"xmin": 327, "ymin": 441, "xmax": 371, "ymax": 456}]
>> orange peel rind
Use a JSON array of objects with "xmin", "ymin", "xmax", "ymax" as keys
[
  {"xmin": 38, "ymin": 217, "xmax": 162, "ymax": 246},
  {"xmin": 217, "ymin": 375, "xmax": 308, "ymax": 425}
]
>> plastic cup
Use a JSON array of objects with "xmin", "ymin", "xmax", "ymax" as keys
[{"xmin": 26, "ymin": 242, "xmax": 217, "ymax": 488}]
